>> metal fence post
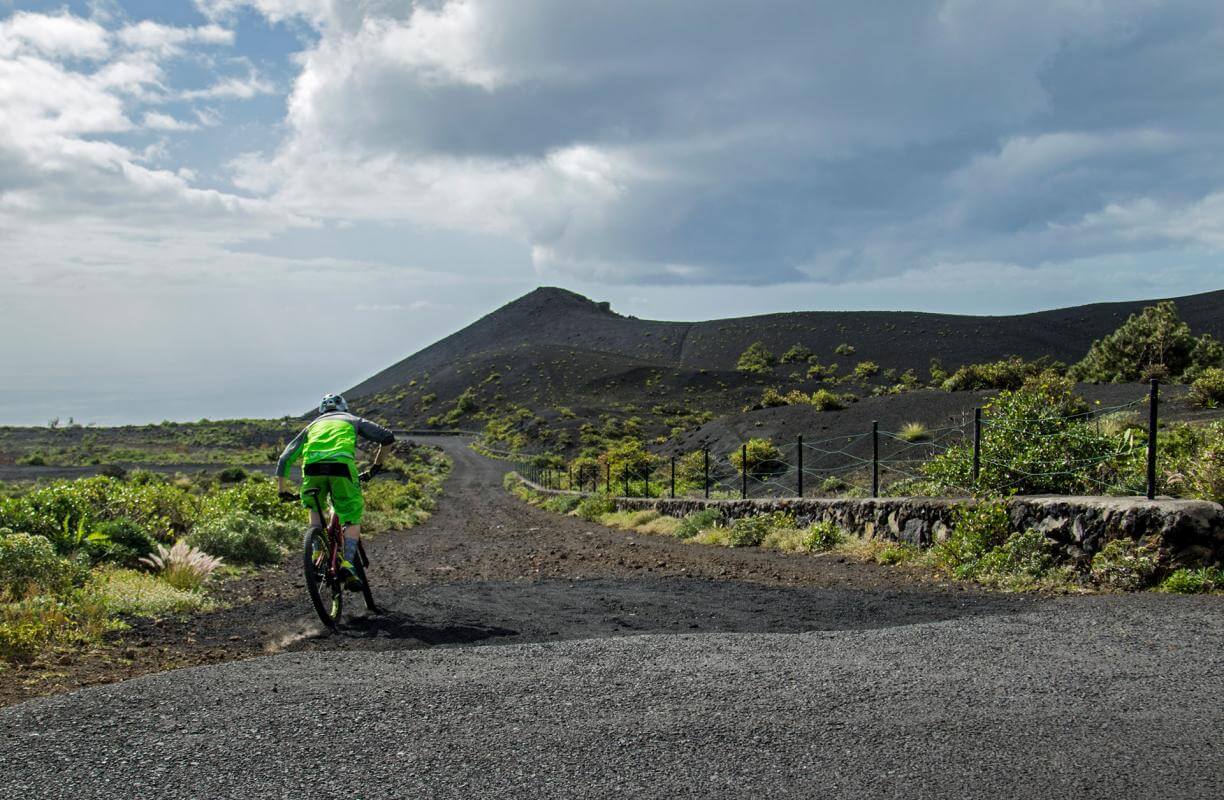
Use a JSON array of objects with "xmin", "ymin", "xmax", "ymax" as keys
[
  {"xmin": 624, "ymin": 469, "xmax": 630, "ymax": 498},
  {"xmin": 972, "ymin": 407, "xmax": 982, "ymax": 487},
  {"xmin": 568, "ymin": 465, "xmax": 573, "ymax": 490},
  {"xmin": 670, "ymin": 456, "xmax": 676, "ymax": 499},
  {"xmin": 797, "ymin": 434, "xmax": 803, "ymax": 498},
  {"xmin": 1147, "ymin": 378, "xmax": 1159, "ymax": 500},
  {"xmin": 741, "ymin": 443, "xmax": 748, "ymax": 500},
  {"xmin": 703, "ymin": 449, "xmax": 710, "ymax": 499},
  {"xmin": 871, "ymin": 421, "xmax": 879, "ymax": 498}
]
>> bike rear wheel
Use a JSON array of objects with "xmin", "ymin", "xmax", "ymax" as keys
[{"xmin": 302, "ymin": 527, "xmax": 343, "ymax": 630}]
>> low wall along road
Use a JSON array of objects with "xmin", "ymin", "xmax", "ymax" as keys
[{"xmin": 520, "ymin": 477, "xmax": 1224, "ymax": 566}]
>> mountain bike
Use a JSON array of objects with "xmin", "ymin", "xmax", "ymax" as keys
[{"xmin": 296, "ymin": 448, "xmax": 383, "ymax": 631}]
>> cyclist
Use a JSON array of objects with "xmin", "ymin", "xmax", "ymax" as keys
[{"xmin": 277, "ymin": 393, "xmax": 395, "ymax": 588}]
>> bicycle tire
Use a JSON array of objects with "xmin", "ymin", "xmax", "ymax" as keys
[
  {"xmin": 302, "ymin": 526, "xmax": 342, "ymax": 630},
  {"xmin": 351, "ymin": 552, "xmax": 376, "ymax": 612}
]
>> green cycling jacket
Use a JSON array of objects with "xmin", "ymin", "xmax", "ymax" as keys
[{"xmin": 277, "ymin": 411, "xmax": 396, "ymax": 477}]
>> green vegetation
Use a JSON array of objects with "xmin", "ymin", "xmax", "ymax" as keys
[
  {"xmin": 834, "ymin": 343, "xmax": 856, "ymax": 356},
  {"xmin": 780, "ymin": 344, "xmax": 813, "ymax": 363},
  {"xmin": 898, "ymin": 422, "xmax": 931, "ymax": 442},
  {"xmin": 1089, "ymin": 538, "xmax": 1159, "ymax": 591},
  {"xmin": 1069, "ymin": 301, "xmax": 1223, "ymax": 383},
  {"xmin": 755, "ymin": 386, "xmax": 850, "ymax": 411},
  {"xmin": 941, "ymin": 356, "xmax": 1056, "ymax": 392},
  {"xmin": 852, "ymin": 361, "xmax": 880, "ymax": 381},
  {"xmin": 736, "ymin": 341, "xmax": 777, "ymax": 374},
  {"xmin": 0, "ymin": 445, "xmax": 449, "ymax": 664},
  {"xmin": 674, "ymin": 509, "xmax": 720, "ymax": 540},
  {"xmin": 1189, "ymin": 367, "xmax": 1224, "ymax": 408},
  {"xmin": 1159, "ymin": 567, "xmax": 1224, "ymax": 594},
  {"xmin": 924, "ymin": 374, "xmax": 1124, "ymax": 495},
  {"xmin": 729, "ymin": 438, "xmax": 784, "ymax": 478}
]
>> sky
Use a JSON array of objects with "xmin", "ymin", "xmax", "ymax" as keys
[{"xmin": 1, "ymin": 0, "xmax": 1222, "ymax": 425}]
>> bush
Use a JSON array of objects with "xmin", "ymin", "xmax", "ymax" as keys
[
  {"xmin": 819, "ymin": 476, "xmax": 850, "ymax": 494},
  {"xmin": 95, "ymin": 567, "xmax": 214, "ymax": 615},
  {"xmin": 1159, "ymin": 567, "xmax": 1224, "ymax": 594},
  {"xmin": 852, "ymin": 361, "xmax": 880, "ymax": 381},
  {"xmin": 942, "ymin": 357, "xmax": 1051, "ymax": 392},
  {"xmin": 727, "ymin": 512, "xmax": 793, "ymax": 548},
  {"xmin": 187, "ymin": 511, "xmax": 297, "ymax": 566},
  {"xmin": 1189, "ymin": 367, "xmax": 1224, "ymax": 408},
  {"xmin": 1070, "ymin": 301, "xmax": 1222, "ymax": 382},
  {"xmin": 924, "ymin": 374, "xmax": 1122, "ymax": 495},
  {"xmin": 974, "ymin": 529, "xmax": 1057, "ymax": 585},
  {"xmin": 203, "ymin": 480, "xmax": 302, "ymax": 525},
  {"xmin": 727, "ymin": 516, "xmax": 772, "ymax": 547},
  {"xmin": 540, "ymin": 495, "xmax": 582, "ymax": 514},
  {"xmin": 1089, "ymin": 538, "xmax": 1159, "ymax": 591},
  {"xmin": 780, "ymin": 344, "xmax": 813, "ymax": 363},
  {"xmin": 217, "ymin": 467, "xmax": 249, "ymax": 484},
  {"xmin": 675, "ymin": 509, "xmax": 719, "ymax": 539},
  {"xmin": 0, "ymin": 534, "xmax": 82, "ymax": 600},
  {"xmin": 875, "ymin": 543, "xmax": 920, "ymax": 565},
  {"xmin": 802, "ymin": 521, "xmax": 844, "ymax": 552},
  {"xmin": 729, "ymin": 438, "xmax": 785, "ymax": 478},
  {"xmin": 1159, "ymin": 421, "xmax": 1224, "ymax": 503},
  {"xmin": 736, "ymin": 342, "xmax": 776, "ymax": 374},
  {"xmin": 898, "ymin": 422, "xmax": 931, "ymax": 442},
  {"xmin": 140, "ymin": 541, "xmax": 224, "ymax": 591},
  {"xmin": 90, "ymin": 518, "xmax": 156, "ymax": 566},
  {"xmin": 809, "ymin": 389, "xmax": 848, "ymax": 411},
  {"xmin": 806, "ymin": 361, "xmax": 837, "ymax": 381},
  {"xmin": 933, "ymin": 500, "xmax": 1010, "ymax": 579},
  {"xmin": 834, "ymin": 343, "xmax": 855, "ymax": 356},
  {"xmin": 575, "ymin": 495, "xmax": 615, "ymax": 521}
]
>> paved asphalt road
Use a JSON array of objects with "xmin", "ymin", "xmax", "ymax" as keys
[{"xmin": 1, "ymin": 441, "xmax": 1221, "ymax": 798}]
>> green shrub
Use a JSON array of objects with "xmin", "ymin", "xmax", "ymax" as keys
[
  {"xmin": 780, "ymin": 344, "xmax": 813, "ymax": 363},
  {"xmin": 93, "ymin": 568, "xmax": 214, "ymax": 616},
  {"xmin": 809, "ymin": 389, "xmax": 848, "ymax": 411},
  {"xmin": 1159, "ymin": 567, "xmax": 1224, "ymax": 594},
  {"xmin": 806, "ymin": 361, "xmax": 837, "ymax": 381},
  {"xmin": 90, "ymin": 519, "xmax": 156, "ymax": 566},
  {"xmin": 898, "ymin": 422, "xmax": 931, "ymax": 442},
  {"xmin": 819, "ymin": 476, "xmax": 850, "ymax": 494},
  {"xmin": 852, "ymin": 361, "xmax": 880, "ymax": 381},
  {"xmin": 217, "ymin": 467, "xmax": 249, "ymax": 484},
  {"xmin": 942, "ymin": 357, "xmax": 1052, "ymax": 392},
  {"xmin": 203, "ymin": 480, "xmax": 302, "ymax": 525},
  {"xmin": 575, "ymin": 495, "xmax": 615, "ymax": 521},
  {"xmin": 541, "ymin": 495, "xmax": 582, "ymax": 514},
  {"xmin": 186, "ymin": 511, "xmax": 297, "ymax": 566},
  {"xmin": 974, "ymin": 529, "xmax": 1057, "ymax": 586},
  {"xmin": 727, "ymin": 512, "xmax": 793, "ymax": 548},
  {"xmin": 875, "ymin": 543, "xmax": 919, "ymax": 565},
  {"xmin": 1069, "ymin": 301, "xmax": 1222, "ymax": 382},
  {"xmin": 802, "ymin": 521, "xmax": 844, "ymax": 552},
  {"xmin": 727, "ymin": 516, "xmax": 772, "ymax": 547},
  {"xmin": 834, "ymin": 343, "xmax": 855, "ymax": 356},
  {"xmin": 675, "ymin": 509, "xmax": 719, "ymax": 539},
  {"xmin": 1157, "ymin": 421, "xmax": 1224, "ymax": 503},
  {"xmin": 503, "ymin": 472, "xmax": 521, "ymax": 491},
  {"xmin": 0, "ymin": 533, "xmax": 82, "ymax": 600},
  {"xmin": 737, "ymin": 342, "xmax": 777, "ymax": 374},
  {"xmin": 1089, "ymin": 538, "xmax": 1159, "ymax": 591},
  {"xmin": 729, "ymin": 438, "xmax": 785, "ymax": 478},
  {"xmin": 0, "ymin": 593, "xmax": 109, "ymax": 663},
  {"xmin": 1189, "ymin": 367, "xmax": 1224, "ymax": 408},
  {"xmin": 924, "ymin": 374, "xmax": 1122, "ymax": 494},
  {"xmin": 139, "ymin": 541, "xmax": 224, "ymax": 591},
  {"xmin": 933, "ymin": 500, "xmax": 1010, "ymax": 579}
]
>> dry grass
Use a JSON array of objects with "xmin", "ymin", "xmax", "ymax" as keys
[{"xmin": 93, "ymin": 568, "xmax": 215, "ymax": 617}]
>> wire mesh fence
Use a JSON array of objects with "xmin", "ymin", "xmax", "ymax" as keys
[{"xmin": 506, "ymin": 381, "xmax": 1223, "ymax": 501}]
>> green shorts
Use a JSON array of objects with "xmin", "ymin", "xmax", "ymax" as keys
[{"xmin": 300, "ymin": 460, "xmax": 364, "ymax": 525}]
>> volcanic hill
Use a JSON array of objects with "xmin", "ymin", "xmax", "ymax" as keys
[{"xmin": 345, "ymin": 286, "xmax": 1224, "ymax": 447}]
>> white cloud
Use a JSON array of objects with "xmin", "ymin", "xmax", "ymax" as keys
[
  {"xmin": 0, "ymin": 11, "xmax": 109, "ymax": 60},
  {"xmin": 181, "ymin": 71, "xmax": 275, "ymax": 100},
  {"xmin": 143, "ymin": 111, "xmax": 198, "ymax": 131},
  {"xmin": 117, "ymin": 21, "xmax": 234, "ymax": 55}
]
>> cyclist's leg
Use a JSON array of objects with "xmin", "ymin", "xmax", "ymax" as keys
[{"xmin": 329, "ymin": 466, "xmax": 365, "ymax": 561}]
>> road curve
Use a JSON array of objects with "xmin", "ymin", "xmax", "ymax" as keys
[{"xmin": 1, "ymin": 439, "xmax": 1221, "ymax": 799}]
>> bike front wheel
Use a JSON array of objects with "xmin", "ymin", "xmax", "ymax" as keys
[{"xmin": 302, "ymin": 527, "xmax": 342, "ymax": 631}]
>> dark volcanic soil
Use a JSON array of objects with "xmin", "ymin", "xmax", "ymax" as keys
[{"xmin": 1, "ymin": 437, "xmax": 1037, "ymax": 707}]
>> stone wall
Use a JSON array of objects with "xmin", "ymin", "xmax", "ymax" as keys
[{"xmin": 516, "ymin": 477, "xmax": 1224, "ymax": 566}]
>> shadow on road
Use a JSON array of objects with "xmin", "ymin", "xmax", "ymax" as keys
[{"xmin": 338, "ymin": 610, "xmax": 518, "ymax": 646}]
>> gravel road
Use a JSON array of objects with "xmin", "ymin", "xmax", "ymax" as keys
[{"xmin": 1, "ymin": 439, "xmax": 1221, "ymax": 798}]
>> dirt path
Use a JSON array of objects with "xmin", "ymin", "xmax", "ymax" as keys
[{"xmin": 3, "ymin": 437, "xmax": 1034, "ymax": 705}]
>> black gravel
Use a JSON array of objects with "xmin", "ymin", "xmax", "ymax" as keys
[{"xmin": 1, "ymin": 595, "xmax": 1220, "ymax": 799}]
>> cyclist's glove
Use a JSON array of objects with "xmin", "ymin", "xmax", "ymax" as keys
[{"xmin": 278, "ymin": 490, "xmax": 298, "ymax": 503}]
